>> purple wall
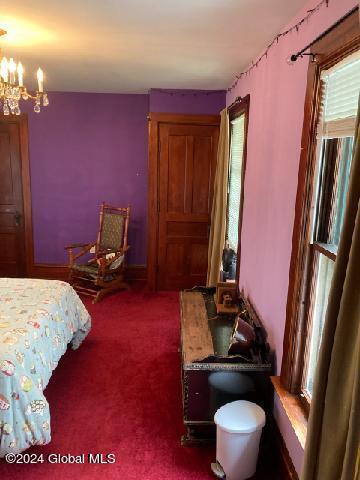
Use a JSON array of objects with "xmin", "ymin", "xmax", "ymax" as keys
[
  {"xmin": 26, "ymin": 92, "xmax": 149, "ymax": 265},
  {"xmin": 26, "ymin": 89, "xmax": 225, "ymax": 266},
  {"xmin": 226, "ymin": 0, "xmax": 358, "ymax": 474},
  {"xmin": 149, "ymin": 88, "xmax": 226, "ymax": 114}
]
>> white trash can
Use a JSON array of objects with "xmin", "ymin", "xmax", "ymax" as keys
[{"xmin": 214, "ymin": 400, "xmax": 266, "ymax": 480}]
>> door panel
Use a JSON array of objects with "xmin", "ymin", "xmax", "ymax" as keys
[
  {"xmin": 190, "ymin": 243, "xmax": 208, "ymax": 275},
  {"xmin": 0, "ymin": 121, "xmax": 26, "ymax": 277},
  {"xmin": 166, "ymin": 242, "xmax": 186, "ymax": 276},
  {"xmin": 167, "ymin": 135, "xmax": 187, "ymax": 212},
  {"xmin": 157, "ymin": 121, "xmax": 219, "ymax": 290},
  {"xmin": 192, "ymin": 136, "xmax": 212, "ymax": 214}
]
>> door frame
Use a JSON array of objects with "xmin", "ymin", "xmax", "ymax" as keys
[
  {"xmin": 0, "ymin": 114, "xmax": 34, "ymax": 275},
  {"xmin": 147, "ymin": 112, "xmax": 220, "ymax": 290},
  {"xmin": 228, "ymin": 94, "xmax": 250, "ymax": 293}
]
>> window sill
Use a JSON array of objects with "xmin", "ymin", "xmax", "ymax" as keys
[{"xmin": 271, "ymin": 376, "xmax": 307, "ymax": 450}]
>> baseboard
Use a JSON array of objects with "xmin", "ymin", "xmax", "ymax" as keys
[
  {"xmin": 125, "ymin": 265, "xmax": 147, "ymax": 281},
  {"xmin": 29, "ymin": 264, "xmax": 68, "ymax": 281},
  {"xmin": 29, "ymin": 264, "xmax": 147, "ymax": 283}
]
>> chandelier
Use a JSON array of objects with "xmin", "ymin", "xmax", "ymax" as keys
[{"xmin": 0, "ymin": 29, "xmax": 49, "ymax": 115}]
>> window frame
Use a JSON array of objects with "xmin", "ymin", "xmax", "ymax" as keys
[
  {"xmin": 281, "ymin": 9, "xmax": 360, "ymax": 412},
  {"xmin": 227, "ymin": 94, "xmax": 250, "ymax": 290}
]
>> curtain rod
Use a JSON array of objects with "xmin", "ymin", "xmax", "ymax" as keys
[
  {"xmin": 290, "ymin": 5, "xmax": 358, "ymax": 62},
  {"xmin": 227, "ymin": 96, "xmax": 243, "ymax": 111}
]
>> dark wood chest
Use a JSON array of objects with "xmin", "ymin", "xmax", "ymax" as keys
[{"xmin": 180, "ymin": 291, "xmax": 272, "ymax": 445}]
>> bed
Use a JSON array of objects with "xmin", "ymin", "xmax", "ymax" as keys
[{"xmin": 0, "ymin": 278, "xmax": 91, "ymax": 457}]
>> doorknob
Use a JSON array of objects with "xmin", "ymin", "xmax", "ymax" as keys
[{"xmin": 14, "ymin": 211, "xmax": 22, "ymax": 226}]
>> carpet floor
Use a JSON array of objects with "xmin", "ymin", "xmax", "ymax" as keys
[{"xmin": 0, "ymin": 290, "xmax": 217, "ymax": 480}]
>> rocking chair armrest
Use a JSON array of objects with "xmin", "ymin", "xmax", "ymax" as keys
[
  {"xmin": 96, "ymin": 252, "xmax": 120, "ymax": 268},
  {"xmin": 96, "ymin": 245, "xmax": 130, "ymax": 259},
  {"xmin": 96, "ymin": 248, "xmax": 117, "ymax": 257},
  {"xmin": 65, "ymin": 242, "xmax": 96, "ymax": 266},
  {"xmin": 106, "ymin": 252, "xmax": 123, "ymax": 266},
  {"xmin": 95, "ymin": 251, "xmax": 127, "ymax": 275},
  {"xmin": 65, "ymin": 242, "xmax": 95, "ymax": 250}
]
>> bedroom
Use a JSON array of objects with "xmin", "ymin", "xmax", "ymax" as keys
[{"xmin": 0, "ymin": 1, "xmax": 359, "ymax": 479}]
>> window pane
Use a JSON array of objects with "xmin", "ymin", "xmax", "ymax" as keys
[
  {"xmin": 330, "ymin": 136, "xmax": 354, "ymax": 245},
  {"xmin": 227, "ymin": 114, "xmax": 245, "ymax": 252},
  {"xmin": 312, "ymin": 135, "xmax": 354, "ymax": 246},
  {"xmin": 304, "ymin": 253, "xmax": 335, "ymax": 397}
]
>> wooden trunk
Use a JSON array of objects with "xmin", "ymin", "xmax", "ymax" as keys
[{"xmin": 180, "ymin": 291, "xmax": 272, "ymax": 445}]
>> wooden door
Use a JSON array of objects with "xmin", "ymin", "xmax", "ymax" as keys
[
  {"xmin": 152, "ymin": 115, "xmax": 219, "ymax": 290},
  {"xmin": 0, "ymin": 119, "xmax": 26, "ymax": 277}
]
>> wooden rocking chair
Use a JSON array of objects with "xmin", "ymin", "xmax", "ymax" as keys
[{"xmin": 65, "ymin": 203, "xmax": 130, "ymax": 303}]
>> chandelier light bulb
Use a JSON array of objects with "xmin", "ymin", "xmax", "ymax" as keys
[
  {"xmin": 0, "ymin": 57, "xmax": 8, "ymax": 82},
  {"xmin": 8, "ymin": 58, "xmax": 16, "ymax": 72},
  {"xmin": 37, "ymin": 68, "xmax": 44, "ymax": 92},
  {"xmin": 8, "ymin": 58, "xmax": 16, "ymax": 84},
  {"xmin": 17, "ymin": 62, "xmax": 24, "ymax": 87}
]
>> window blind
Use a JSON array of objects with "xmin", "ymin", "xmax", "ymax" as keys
[
  {"xmin": 319, "ymin": 52, "xmax": 360, "ymax": 137},
  {"xmin": 227, "ymin": 114, "xmax": 245, "ymax": 252}
]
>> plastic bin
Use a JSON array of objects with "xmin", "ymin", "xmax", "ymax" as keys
[{"xmin": 214, "ymin": 400, "xmax": 266, "ymax": 480}]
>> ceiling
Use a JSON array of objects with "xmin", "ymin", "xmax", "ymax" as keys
[{"xmin": 0, "ymin": 0, "xmax": 309, "ymax": 94}]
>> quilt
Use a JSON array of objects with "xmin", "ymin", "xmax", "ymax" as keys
[{"xmin": 0, "ymin": 278, "xmax": 91, "ymax": 457}]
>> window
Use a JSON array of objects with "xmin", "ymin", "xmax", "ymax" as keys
[
  {"xmin": 227, "ymin": 114, "xmax": 245, "ymax": 252},
  {"xmin": 302, "ymin": 54, "xmax": 359, "ymax": 399},
  {"xmin": 281, "ymin": 10, "xmax": 360, "ymax": 410},
  {"xmin": 223, "ymin": 96, "xmax": 249, "ymax": 282}
]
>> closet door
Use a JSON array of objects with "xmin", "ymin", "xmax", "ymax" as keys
[{"xmin": 149, "ymin": 114, "xmax": 219, "ymax": 290}]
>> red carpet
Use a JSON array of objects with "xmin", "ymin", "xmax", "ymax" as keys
[{"xmin": 0, "ymin": 290, "xmax": 215, "ymax": 479}]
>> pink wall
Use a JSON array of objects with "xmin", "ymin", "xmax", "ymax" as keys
[{"xmin": 226, "ymin": 0, "xmax": 358, "ymax": 475}]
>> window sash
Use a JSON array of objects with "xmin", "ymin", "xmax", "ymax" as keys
[
  {"xmin": 299, "ymin": 125, "xmax": 355, "ymax": 404},
  {"xmin": 227, "ymin": 114, "xmax": 245, "ymax": 252},
  {"xmin": 301, "ymin": 249, "xmax": 335, "ymax": 401}
]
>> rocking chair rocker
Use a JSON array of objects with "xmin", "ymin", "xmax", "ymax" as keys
[{"xmin": 65, "ymin": 203, "xmax": 130, "ymax": 303}]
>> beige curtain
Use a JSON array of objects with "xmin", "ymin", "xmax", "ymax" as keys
[
  {"xmin": 206, "ymin": 108, "xmax": 230, "ymax": 287},
  {"xmin": 301, "ymin": 101, "xmax": 360, "ymax": 480}
]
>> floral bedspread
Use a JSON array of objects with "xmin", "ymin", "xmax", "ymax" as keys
[{"xmin": 0, "ymin": 278, "xmax": 91, "ymax": 457}]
